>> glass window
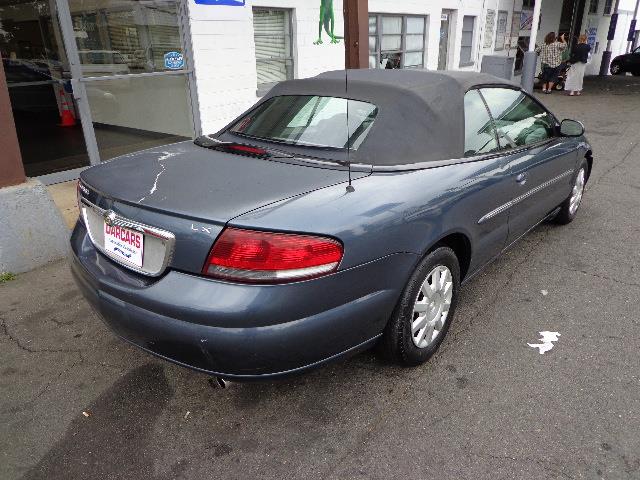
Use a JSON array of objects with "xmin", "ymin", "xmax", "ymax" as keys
[
  {"xmin": 253, "ymin": 8, "xmax": 294, "ymax": 87},
  {"xmin": 369, "ymin": 14, "xmax": 427, "ymax": 69},
  {"xmin": 464, "ymin": 90, "xmax": 499, "ymax": 156},
  {"xmin": 603, "ymin": 0, "xmax": 613, "ymax": 14},
  {"xmin": 589, "ymin": 0, "xmax": 599, "ymax": 14},
  {"xmin": 480, "ymin": 88, "xmax": 555, "ymax": 149},
  {"xmin": 85, "ymin": 74, "xmax": 194, "ymax": 161},
  {"xmin": 70, "ymin": 0, "xmax": 184, "ymax": 76},
  {"xmin": 369, "ymin": 15, "xmax": 378, "ymax": 34},
  {"xmin": 382, "ymin": 16, "xmax": 402, "ymax": 34},
  {"xmin": 230, "ymin": 96, "xmax": 378, "ymax": 150},
  {"xmin": 460, "ymin": 16, "xmax": 476, "ymax": 66}
]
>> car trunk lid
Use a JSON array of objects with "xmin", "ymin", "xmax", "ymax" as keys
[{"xmin": 79, "ymin": 141, "xmax": 369, "ymax": 276}]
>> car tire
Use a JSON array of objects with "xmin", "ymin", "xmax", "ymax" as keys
[
  {"xmin": 554, "ymin": 161, "xmax": 588, "ymax": 225},
  {"xmin": 610, "ymin": 62, "xmax": 623, "ymax": 75},
  {"xmin": 380, "ymin": 246, "xmax": 460, "ymax": 366}
]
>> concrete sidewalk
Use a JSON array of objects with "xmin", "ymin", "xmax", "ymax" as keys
[{"xmin": 2, "ymin": 75, "xmax": 640, "ymax": 480}]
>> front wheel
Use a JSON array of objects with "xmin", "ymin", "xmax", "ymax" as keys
[
  {"xmin": 554, "ymin": 162, "xmax": 587, "ymax": 225},
  {"xmin": 610, "ymin": 62, "xmax": 623, "ymax": 75},
  {"xmin": 380, "ymin": 247, "xmax": 460, "ymax": 366}
]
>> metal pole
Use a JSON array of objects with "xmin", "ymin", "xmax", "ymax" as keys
[
  {"xmin": 599, "ymin": 0, "xmax": 621, "ymax": 75},
  {"xmin": 626, "ymin": 0, "xmax": 640, "ymax": 53},
  {"xmin": 521, "ymin": 0, "xmax": 542, "ymax": 93},
  {"xmin": 343, "ymin": 0, "xmax": 369, "ymax": 69}
]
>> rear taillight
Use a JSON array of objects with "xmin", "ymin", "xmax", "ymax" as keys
[{"xmin": 202, "ymin": 228, "xmax": 343, "ymax": 283}]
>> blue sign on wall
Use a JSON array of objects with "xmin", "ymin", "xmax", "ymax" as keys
[
  {"xmin": 193, "ymin": 0, "xmax": 245, "ymax": 5},
  {"xmin": 164, "ymin": 51, "xmax": 184, "ymax": 70}
]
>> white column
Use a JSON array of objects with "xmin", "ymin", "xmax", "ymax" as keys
[
  {"xmin": 528, "ymin": 0, "xmax": 542, "ymax": 51},
  {"xmin": 521, "ymin": 0, "xmax": 542, "ymax": 92}
]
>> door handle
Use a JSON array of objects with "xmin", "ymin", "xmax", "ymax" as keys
[{"xmin": 516, "ymin": 172, "xmax": 528, "ymax": 185}]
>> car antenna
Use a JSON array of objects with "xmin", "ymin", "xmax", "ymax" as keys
[{"xmin": 345, "ymin": 68, "xmax": 355, "ymax": 193}]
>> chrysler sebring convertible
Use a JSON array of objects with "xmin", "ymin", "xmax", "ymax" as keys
[{"xmin": 70, "ymin": 70, "xmax": 592, "ymax": 379}]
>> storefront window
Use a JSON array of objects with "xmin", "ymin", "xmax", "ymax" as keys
[
  {"xmin": 85, "ymin": 74, "xmax": 193, "ymax": 161},
  {"xmin": 68, "ymin": 0, "xmax": 195, "ymax": 161},
  {"xmin": 70, "ymin": 0, "xmax": 185, "ymax": 77}
]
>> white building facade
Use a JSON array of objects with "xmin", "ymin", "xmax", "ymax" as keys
[{"xmin": 190, "ymin": 0, "xmax": 640, "ymax": 135}]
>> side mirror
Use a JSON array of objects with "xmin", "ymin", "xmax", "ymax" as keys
[{"xmin": 560, "ymin": 119, "xmax": 585, "ymax": 137}]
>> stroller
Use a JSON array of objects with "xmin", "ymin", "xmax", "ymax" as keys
[{"xmin": 534, "ymin": 62, "xmax": 571, "ymax": 91}]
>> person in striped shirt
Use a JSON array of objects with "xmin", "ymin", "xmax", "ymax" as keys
[{"xmin": 536, "ymin": 32, "xmax": 567, "ymax": 94}]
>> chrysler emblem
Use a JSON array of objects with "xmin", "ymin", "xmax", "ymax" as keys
[{"xmin": 104, "ymin": 211, "xmax": 117, "ymax": 226}]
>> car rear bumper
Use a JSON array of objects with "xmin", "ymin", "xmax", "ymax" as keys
[{"xmin": 69, "ymin": 221, "xmax": 418, "ymax": 379}]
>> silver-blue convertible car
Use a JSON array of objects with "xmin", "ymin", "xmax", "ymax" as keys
[{"xmin": 70, "ymin": 70, "xmax": 592, "ymax": 380}]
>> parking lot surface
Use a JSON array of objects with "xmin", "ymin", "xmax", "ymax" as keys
[{"xmin": 2, "ymin": 76, "xmax": 640, "ymax": 480}]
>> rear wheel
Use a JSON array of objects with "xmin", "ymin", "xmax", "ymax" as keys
[
  {"xmin": 554, "ymin": 161, "xmax": 587, "ymax": 225},
  {"xmin": 380, "ymin": 247, "xmax": 460, "ymax": 366}
]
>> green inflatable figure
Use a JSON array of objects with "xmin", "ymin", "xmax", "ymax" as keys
[{"xmin": 313, "ymin": 0, "xmax": 343, "ymax": 45}]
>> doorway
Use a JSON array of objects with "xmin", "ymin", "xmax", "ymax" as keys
[
  {"xmin": 0, "ymin": 0, "xmax": 89, "ymax": 177},
  {"xmin": 438, "ymin": 10, "xmax": 453, "ymax": 70},
  {"xmin": 559, "ymin": 0, "xmax": 587, "ymax": 49},
  {"xmin": 1, "ymin": 0, "xmax": 198, "ymax": 180}
]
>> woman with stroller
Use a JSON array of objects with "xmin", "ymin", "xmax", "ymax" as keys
[
  {"xmin": 536, "ymin": 32, "xmax": 567, "ymax": 94},
  {"xmin": 565, "ymin": 34, "xmax": 591, "ymax": 96}
]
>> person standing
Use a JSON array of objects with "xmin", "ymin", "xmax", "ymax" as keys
[
  {"xmin": 536, "ymin": 32, "xmax": 567, "ymax": 94},
  {"xmin": 565, "ymin": 35, "xmax": 591, "ymax": 96}
]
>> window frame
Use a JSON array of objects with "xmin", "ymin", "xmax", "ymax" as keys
[
  {"xmin": 473, "ymin": 86, "xmax": 560, "ymax": 155},
  {"xmin": 369, "ymin": 13, "xmax": 428, "ymax": 69},
  {"xmin": 459, "ymin": 15, "xmax": 477, "ymax": 66},
  {"xmin": 589, "ymin": 0, "xmax": 599, "ymax": 14},
  {"xmin": 252, "ymin": 7, "xmax": 295, "ymax": 95},
  {"xmin": 603, "ymin": 0, "xmax": 613, "ymax": 15}
]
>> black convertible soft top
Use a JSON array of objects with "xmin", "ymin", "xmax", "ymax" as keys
[{"xmin": 254, "ymin": 69, "xmax": 519, "ymax": 166}]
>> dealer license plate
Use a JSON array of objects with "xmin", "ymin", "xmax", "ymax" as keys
[{"xmin": 103, "ymin": 223, "xmax": 144, "ymax": 267}]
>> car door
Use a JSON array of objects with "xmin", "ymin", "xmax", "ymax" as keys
[
  {"xmin": 479, "ymin": 87, "xmax": 578, "ymax": 245},
  {"xmin": 461, "ymin": 89, "xmax": 512, "ymax": 269}
]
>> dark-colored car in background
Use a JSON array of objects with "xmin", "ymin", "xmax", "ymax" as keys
[
  {"xmin": 70, "ymin": 70, "xmax": 593, "ymax": 380},
  {"xmin": 610, "ymin": 46, "xmax": 640, "ymax": 75}
]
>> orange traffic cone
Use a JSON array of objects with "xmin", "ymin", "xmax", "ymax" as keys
[{"xmin": 58, "ymin": 86, "xmax": 76, "ymax": 127}]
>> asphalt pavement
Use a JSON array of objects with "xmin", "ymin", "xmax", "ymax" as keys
[{"xmin": 1, "ymin": 75, "xmax": 640, "ymax": 480}]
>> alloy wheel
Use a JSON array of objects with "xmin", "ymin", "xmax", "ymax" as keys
[
  {"xmin": 611, "ymin": 63, "xmax": 621, "ymax": 74},
  {"xmin": 411, "ymin": 265, "xmax": 453, "ymax": 348},
  {"xmin": 569, "ymin": 168, "xmax": 586, "ymax": 215}
]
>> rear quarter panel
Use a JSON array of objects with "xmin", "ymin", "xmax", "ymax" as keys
[{"xmin": 232, "ymin": 157, "xmax": 514, "ymax": 277}]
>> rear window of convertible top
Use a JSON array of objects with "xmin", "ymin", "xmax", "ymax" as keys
[{"xmin": 229, "ymin": 95, "xmax": 378, "ymax": 151}]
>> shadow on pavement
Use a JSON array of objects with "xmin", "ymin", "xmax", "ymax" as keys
[{"xmin": 21, "ymin": 364, "xmax": 183, "ymax": 480}]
